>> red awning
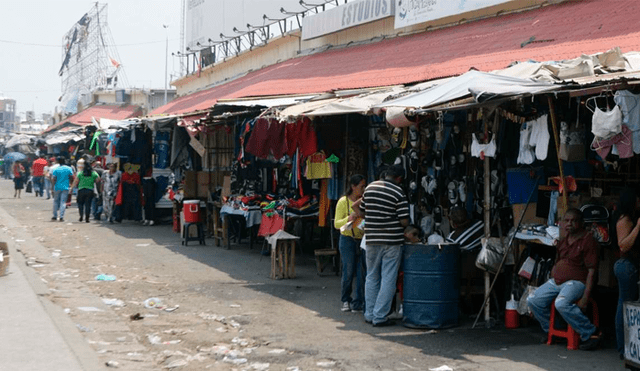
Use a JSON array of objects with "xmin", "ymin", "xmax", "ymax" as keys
[
  {"xmin": 44, "ymin": 104, "xmax": 143, "ymax": 134},
  {"xmin": 152, "ymin": 0, "xmax": 640, "ymax": 116}
]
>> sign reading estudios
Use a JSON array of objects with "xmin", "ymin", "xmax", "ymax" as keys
[
  {"xmin": 302, "ymin": 0, "xmax": 515, "ymax": 40},
  {"xmin": 302, "ymin": 0, "xmax": 395, "ymax": 40},
  {"xmin": 394, "ymin": 0, "xmax": 513, "ymax": 28}
]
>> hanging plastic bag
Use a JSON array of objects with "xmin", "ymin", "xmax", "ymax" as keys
[{"xmin": 475, "ymin": 237, "xmax": 505, "ymax": 274}]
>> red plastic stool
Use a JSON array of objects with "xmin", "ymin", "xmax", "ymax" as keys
[{"xmin": 547, "ymin": 297, "xmax": 599, "ymax": 350}]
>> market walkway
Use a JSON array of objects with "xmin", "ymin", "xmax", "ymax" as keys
[{"xmin": 0, "ymin": 179, "xmax": 626, "ymax": 370}]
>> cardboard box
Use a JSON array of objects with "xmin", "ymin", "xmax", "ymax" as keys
[
  {"xmin": 512, "ymin": 203, "xmax": 546, "ymax": 225},
  {"xmin": 197, "ymin": 171, "xmax": 212, "ymax": 199},
  {"xmin": 0, "ymin": 242, "xmax": 9, "ymax": 277},
  {"xmin": 184, "ymin": 171, "xmax": 197, "ymax": 199}
]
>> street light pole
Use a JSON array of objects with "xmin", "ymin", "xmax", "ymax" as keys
[{"xmin": 163, "ymin": 24, "xmax": 169, "ymax": 105}]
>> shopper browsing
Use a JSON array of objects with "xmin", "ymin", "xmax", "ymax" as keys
[
  {"xmin": 360, "ymin": 164, "xmax": 410, "ymax": 327},
  {"xmin": 334, "ymin": 174, "xmax": 367, "ymax": 313}
]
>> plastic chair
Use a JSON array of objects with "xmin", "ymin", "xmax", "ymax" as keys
[{"xmin": 547, "ymin": 297, "xmax": 599, "ymax": 350}]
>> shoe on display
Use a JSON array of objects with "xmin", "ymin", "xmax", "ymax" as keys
[
  {"xmin": 459, "ymin": 181, "xmax": 467, "ymax": 203},
  {"xmin": 448, "ymin": 181, "xmax": 459, "ymax": 206}
]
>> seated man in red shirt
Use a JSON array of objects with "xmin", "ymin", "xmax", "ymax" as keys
[{"xmin": 527, "ymin": 208, "xmax": 602, "ymax": 350}]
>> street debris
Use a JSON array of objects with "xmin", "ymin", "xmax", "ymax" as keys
[
  {"xmin": 229, "ymin": 304, "xmax": 241, "ymax": 308},
  {"xmin": 95, "ymin": 274, "xmax": 116, "ymax": 281},
  {"xmin": 164, "ymin": 305, "xmax": 179, "ymax": 312},
  {"xmin": 268, "ymin": 349, "xmax": 286, "ymax": 354},
  {"xmin": 102, "ymin": 298, "xmax": 125, "ymax": 307},
  {"xmin": 144, "ymin": 297, "xmax": 163, "ymax": 309},
  {"xmin": 317, "ymin": 360, "xmax": 336, "ymax": 368},
  {"xmin": 75, "ymin": 324, "xmax": 93, "ymax": 332},
  {"xmin": 77, "ymin": 306, "xmax": 103, "ymax": 312},
  {"xmin": 130, "ymin": 313, "xmax": 144, "ymax": 321},
  {"xmin": 105, "ymin": 360, "xmax": 119, "ymax": 368},
  {"xmin": 429, "ymin": 366, "xmax": 454, "ymax": 371},
  {"xmin": 249, "ymin": 362, "xmax": 270, "ymax": 370}
]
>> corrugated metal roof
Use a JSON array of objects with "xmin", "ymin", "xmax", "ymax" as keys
[
  {"xmin": 43, "ymin": 104, "xmax": 143, "ymax": 134},
  {"xmin": 151, "ymin": 0, "xmax": 640, "ymax": 116}
]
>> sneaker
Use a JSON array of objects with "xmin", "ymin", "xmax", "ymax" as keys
[
  {"xmin": 579, "ymin": 331, "xmax": 602, "ymax": 351},
  {"xmin": 341, "ymin": 302, "xmax": 351, "ymax": 312},
  {"xmin": 372, "ymin": 319, "xmax": 395, "ymax": 327},
  {"xmin": 59, "ymin": 218, "xmax": 64, "ymax": 222},
  {"xmin": 51, "ymin": 217, "xmax": 57, "ymax": 221},
  {"xmin": 351, "ymin": 307, "xmax": 363, "ymax": 313}
]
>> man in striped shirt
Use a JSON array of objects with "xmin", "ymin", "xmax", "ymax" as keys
[
  {"xmin": 446, "ymin": 207, "xmax": 484, "ymax": 251},
  {"xmin": 360, "ymin": 165, "xmax": 410, "ymax": 326}
]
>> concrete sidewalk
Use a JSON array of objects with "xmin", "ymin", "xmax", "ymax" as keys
[{"xmin": 0, "ymin": 211, "xmax": 105, "ymax": 370}]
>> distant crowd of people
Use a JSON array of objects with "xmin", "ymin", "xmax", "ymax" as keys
[{"xmin": 7, "ymin": 155, "xmax": 122, "ymax": 223}]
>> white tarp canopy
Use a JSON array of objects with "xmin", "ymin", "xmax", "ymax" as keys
[
  {"xmin": 97, "ymin": 118, "xmax": 139, "ymax": 131},
  {"xmin": 305, "ymin": 87, "xmax": 405, "ymax": 116},
  {"xmin": 44, "ymin": 131, "xmax": 84, "ymax": 145},
  {"xmin": 216, "ymin": 94, "xmax": 319, "ymax": 108},
  {"xmin": 5, "ymin": 134, "xmax": 35, "ymax": 149},
  {"xmin": 378, "ymin": 70, "xmax": 560, "ymax": 109}
]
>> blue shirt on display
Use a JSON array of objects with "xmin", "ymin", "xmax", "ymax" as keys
[{"xmin": 52, "ymin": 165, "xmax": 74, "ymax": 191}]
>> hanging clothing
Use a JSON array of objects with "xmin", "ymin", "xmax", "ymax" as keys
[
  {"xmin": 115, "ymin": 171, "xmax": 144, "ymax": 222},
  {"xmin": 319, "ymin": 179, "xmax": 329, "ymax": 227},
  {"xmin": 529, "ymin": 114, "xmax": 550, "ymax": 160},
  {"xmin": 470, "ymin": 133, "xmax": 497, "ymax": 158},
  {"xmin": 592, "ymin": 124, "xmax": 634, "ymax": 159},
  {"xmin": 142, "ymin": 178, "xmax": 156, "ymax": 221},
  {"xmin": 614, "ymin": 90, "xmax": 640, "ymax": 154},
  {"xmin": 305, "ymin": 152, "xmax": 332, "ymax": 179},
  {"xmin": 591, "ymin": 105, "xmax": 622, "ymax": 139},
  {"xmin": 517, "ymin": 123, "xmax": 535, "ymax": 165},
  {"xmin": 285, "ymin": 117, "xmax": 318, "ymax": 158},
  {"xmin": 245, "ymin": 118, "xmax": 288, "ymax": 159}
]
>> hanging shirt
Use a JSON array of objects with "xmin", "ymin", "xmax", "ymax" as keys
[
  {"xmin": 470, "ymin": 133, "xmax": 497, "ymax": 158},
  {"xmin": 614, "ymin": 90, "xmax": 640, "ymax": 154},
  {"xmin": 591, "ymin": 105, "xmax": 622, "ymax": 139},
  {"xmin": 305, "ymin": 152, "xmax": 332, "ymax": 179},
  {"xmin": 517, "ymin": 123, "xmax": 535, "ymax": 165},
  {"xmin": 529, "ymin": 114, "xmax": 550, "ymax": 161},
  {"xmin": 592, "ymin": 124, "xmax": 633, "ymax": 159}
]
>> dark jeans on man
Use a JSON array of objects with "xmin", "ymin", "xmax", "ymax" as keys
[{"xmin": 77, "ymin": 189, "xmax": 95, "ymax": 221}]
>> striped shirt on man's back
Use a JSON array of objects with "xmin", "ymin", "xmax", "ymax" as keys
[{"xmin": 361, "ymin": 180, "xmax": 410, "ymax": 246}]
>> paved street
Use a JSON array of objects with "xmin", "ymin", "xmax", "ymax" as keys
[{"xmin": 0, "ymin": 179, "xmax": 624, "ymax": 370}]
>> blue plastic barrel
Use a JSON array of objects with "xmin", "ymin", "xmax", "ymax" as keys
[{"xmin": 402, "ymin": 243, "xmax": 460, "ymax": 329}]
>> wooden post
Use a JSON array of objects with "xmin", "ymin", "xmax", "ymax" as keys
[
  {"xmin": 547, "ymin": 96, "xmax": 568, "ymax": 216},
  {"xmin": 482, "ymin": 109, "xmax": 492, "ymax": 327}
]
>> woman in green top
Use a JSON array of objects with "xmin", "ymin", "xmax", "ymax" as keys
[{"xmin": 71, "ymin": 161, "xmax": 100, "ymax": 223}]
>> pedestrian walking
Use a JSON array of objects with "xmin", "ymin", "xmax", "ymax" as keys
[
  {"xmin": 43, "ymin": 157, "xmax": 54, "ymax": 199},
  {"xmin": 101, "ymin": 162, "xmax": 121, "ymax": 223},
  {"xmin": 12, "ymin": 160, "xmax": 25, "ymax": 198},
  {"xmin": 360, "ymin": 165, "xmax": 410, "ymax": 327},
  {"xmin": 31, "ymin": 155, "xmax": 48, "ymax": 197},
  {"xmin": 50, "ymin": 157, "xmax": 74, "ymax": 222},
  {"xmin": 70, "ymin": 162, "xmax": 100, "ymax": 223}
]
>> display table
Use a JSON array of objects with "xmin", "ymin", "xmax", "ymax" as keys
[
  {"xmin": 217, "ymin": 204, "xmax": 262, "ymax": 249},
  {"xmin": 267, "ymin": 230, "xmax": 299, "ymax": 279}
]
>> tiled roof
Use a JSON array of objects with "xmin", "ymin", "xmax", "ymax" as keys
[
  {"xmin": 43, "ymin": 104, "xmax": 142, "ymax": 134},
  {"xmin": 151, "ymin": 0, "xmax": 640, "ymax": 116}
]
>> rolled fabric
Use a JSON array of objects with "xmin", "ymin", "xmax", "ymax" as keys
[{"xmin": 386, "ymin": 106, "xmax": 413, "ymax": 128}]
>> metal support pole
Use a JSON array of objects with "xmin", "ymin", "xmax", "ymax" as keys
[{"xmin": 483, "ymin": 110, "xmax": 492, "ymax": 327}]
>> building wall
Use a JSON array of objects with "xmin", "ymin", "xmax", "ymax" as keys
[
  {"xmin": 173, "ymin": 0, "xmax": 553, "ymax": 95},
  {"xmin": 0, "ymin": 98, "xmax": 17, "ymax": 130},
  {"xmin": 92, "ymin": 89, "xmax": 176, "ymax": 114}
]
